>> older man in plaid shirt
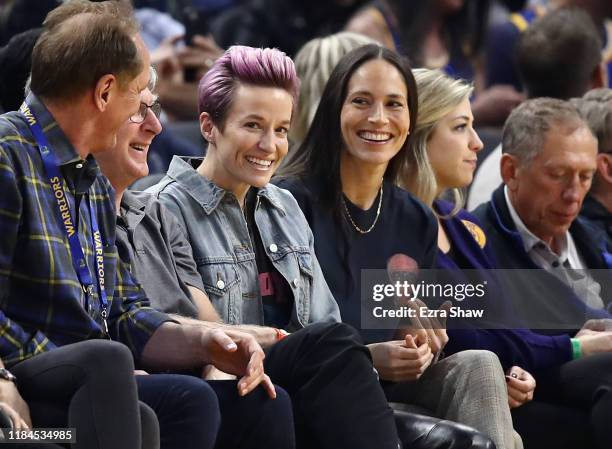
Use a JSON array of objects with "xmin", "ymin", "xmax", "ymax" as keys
[{"xmin": 0, "ymin": 2, "xmax": 284, "ymax": 449}]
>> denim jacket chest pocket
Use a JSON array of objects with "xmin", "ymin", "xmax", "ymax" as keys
[
  {"xmin": 265, "ymin": 245, "xmax": 314, "ymax": 326},
  {"xmin": 253, "ymin": 188, "xmax": 340, "ymax": 327},
  {"xmin": 196, "ymin": 258, "xmax": 242, "ymax": 324}
]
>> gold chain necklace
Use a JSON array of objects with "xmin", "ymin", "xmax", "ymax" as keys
[{"xmin": 342, "ymin": 183, "xmax": 383, "ymax": 234}]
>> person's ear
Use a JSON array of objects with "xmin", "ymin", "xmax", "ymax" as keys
[
  {"xmin": 591, "ymin": 62, "xmax": 608, "ymax": 90},
  {"xmin": 93, "ymin": 74, "xmax": 118, "ymax": 112},
  {"xmin": 597, "ymin": 153, "xmax": 612, "ymax": 185},
  {"xmin": 200, "ymin": 112, "xmax": 217, "ymax": 146},
  {"xmin": 500, "ymin": 153, "xmax": 521, "ymax": 192}
]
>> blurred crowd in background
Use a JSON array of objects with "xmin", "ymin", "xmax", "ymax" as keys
[{"xmin": 1, "ymin": 0, "xmax": 610, "ymax": 180}]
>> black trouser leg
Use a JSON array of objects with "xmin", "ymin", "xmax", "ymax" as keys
[
  {"xmin": 139, "ymin": 401, "xmax": 160, "ymax": 449},
  {"xmin": 529, "ymin": 352, "xmax": 612, "ymax": 449},
  {"xmin": 136, "ymin": 374, "xmax": 220, "ymax": 449},
  {"xmin": 25, "ymin": 400, "xmax": 158, "ymax": 449},
  {"xmin": 264, "ymin": 322, "xmax": 399, "ymax": 449},
  {"xmin": 512, "ymin": 401, "xmax": 592, "ymax": 449},
  {"xmin": 209, "ymin": 380, "xmax": 295, "ymax": 449},
  {"xmin": 11, "ymin": 340, "xmax": 142, "ymax": 449}
]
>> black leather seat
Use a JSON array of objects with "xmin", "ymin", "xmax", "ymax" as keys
[{"xmin": 394, "ymin": 409, "xmax": 496, "ymax": 449}]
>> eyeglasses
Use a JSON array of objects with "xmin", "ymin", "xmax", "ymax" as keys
[{"xmin": 129, "ymin": 101, "xmax": 162, "ymax": 124}]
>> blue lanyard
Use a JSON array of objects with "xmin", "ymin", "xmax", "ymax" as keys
[{"xmin": 20, "ymin": 102, "xmax": 109, "ymax": 335}]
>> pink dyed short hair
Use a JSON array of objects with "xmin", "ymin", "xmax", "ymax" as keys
[{"xmin": 198, "ymin": 45, "xmax": 300, "ymax": 128}]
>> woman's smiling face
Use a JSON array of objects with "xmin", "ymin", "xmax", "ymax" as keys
[
  {"xmin": 202, "ymin": 84, "xmax": 293, "ymax": 193},
  {"xmin": 340, "ymin": 58, "xmax": 411, "ymax": 170}
]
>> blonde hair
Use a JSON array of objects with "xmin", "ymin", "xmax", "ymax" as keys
[
  {"xmin": 290, "ymin": 32, "xmax": 377, "ymax": 147},
  {"xmin": 400, "ymin": 68, "xmax": 473, "ymax": 214}
]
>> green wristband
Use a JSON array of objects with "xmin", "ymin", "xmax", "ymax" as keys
[{"xmin": 570, "ymin": 338, "xmax": 582, "ymax": 359}]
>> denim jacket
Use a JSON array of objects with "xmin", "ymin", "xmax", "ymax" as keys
[{"xmin": 148, "ymin": 156, "xmax": 341, "ymax": 330}]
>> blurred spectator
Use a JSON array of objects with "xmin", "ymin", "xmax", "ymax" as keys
[
  {"xmin": 290, "ymin": 31, "xmax": 376, "ymax": 147},
  {"xmin": 133, "ymin": 0, "xmax": 235, "ymax": 20},
  {"xmin": 0, "ymin": 0, "xmax": 57, "ymax": 46},
  {"xmin": 135, "ymin": 1, "xmax": 234, "ymax": 51},
  {"xmin": 152, "ymin": 33, "xmax": 224, "ymax": 120},
  {"xmin": 486, "ymin": 0, "xmax": 612, "ymax": 91},
  {"xmin": 468, "ymin": 7, "xmax": 606, "ymax": 210},
  {"xmin": 572, "ymin": 89, "xmax": 612, "ymax": 241},
  {"xmin": 136, "ymin": 7, "xmax": 185, "ymax": 51},
  {"xmin": 133, "ymin": 0, "xmax": 221, "ymax": 168},
  {"xmin": 210, "ymin": 0, "xmax": 367, "ymax": 57},
  {"xmin": 145, "ymin": 30, "xmax": 219, "ymax": 174},
  {"xmin": 346, "ymin": 0, "xmax": 488, "ymax": 75},
  {"xmin": 515, "ymin": 6, "xmax": 605, "ymax": 99},
  {"xmin": 0, "ymin": 28, "xmax": 40, "ymax": 113}
]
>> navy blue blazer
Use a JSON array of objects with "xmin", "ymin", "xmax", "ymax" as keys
[
  {"xmin": 472, "ymin": 185, "xmax": 612, "ymax": 328},
  {"xmin": 580, "ymin": 194, "xmax": 612, "ymax": 245},
  {"xmin": 435, "ymin": 200, "xmax": 573, "ymax": 374}
]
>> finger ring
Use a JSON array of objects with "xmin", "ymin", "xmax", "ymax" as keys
[
  {"xmin": 511, "ymin": 373, "xmax": 518, "ymax": 379},
  {"xmin": 205, "ymin": 58, "xmax": 214, "ymax": 68}
]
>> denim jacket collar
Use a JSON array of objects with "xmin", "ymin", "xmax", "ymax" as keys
[{"xmin": 166, "ymin": 155, "xmax": 286, "ymax": 215}]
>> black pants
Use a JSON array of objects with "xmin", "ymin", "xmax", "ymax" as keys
[
  {"xmin": 264, "ymin": 322, "xmax": 399, "ymax": 449},
  {"xmin": 11, "ymin": 340, "xmax": 151, "ymax": 449},
  {"xmin": 12, "ymin": 339, "xmax": 295, "ymax": 449},
  {"xmin": 512, "ymin": 401, "xmax": 592, "ymax": 449},
  {"xmin": 513, "ymin": 352, "xmax": 612, "ymax": 449},
  {"xmin": 136, "ymin": 376, "xmax": 295, "ymax": 449}
]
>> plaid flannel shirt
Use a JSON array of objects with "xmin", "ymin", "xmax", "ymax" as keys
[{"xmin": 0, "ymin": 94, "xmax": 172, "ymax": 367}]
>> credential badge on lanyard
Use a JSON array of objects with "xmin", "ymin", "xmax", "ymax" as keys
[{"xmin": 20, "ymin": 102, "xmax": 109, "ymax": 335}]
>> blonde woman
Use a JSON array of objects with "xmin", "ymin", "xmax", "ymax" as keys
[{"xmin": 404, "ymin": 68, "xmax": 608, "ymax": 449}]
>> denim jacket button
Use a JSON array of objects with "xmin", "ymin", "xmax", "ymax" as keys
[
  {"xmin": 216, "ymin": 279, "xmax": 225, "ymax": 289},
  {"xmin": 292, "ymin": 278, "xmax": 299, "ymax": 288},
  {"xmin": 269, "ymin": 243, "xmax": 278, "ymax": 253}
]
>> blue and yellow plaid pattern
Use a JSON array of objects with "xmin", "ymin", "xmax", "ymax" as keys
[{"xmin": 0, "ymin": 94, "xmax": 171, "ymax": 367}]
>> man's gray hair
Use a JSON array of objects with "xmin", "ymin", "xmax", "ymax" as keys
[
  {"xmin": 148, "ymin": 66, "xmax": 158, "ymax": 92},
  {"xmin": 571, "ymin": 88, "xmax": 612, "ymax": 154},
  {"xmin": 501, "ymin": 97, "xmax": 589, "ymax": 164}
]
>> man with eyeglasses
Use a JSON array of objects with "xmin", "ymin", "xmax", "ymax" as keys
[
  {"xmin": 95, "ymin": 68, "xmax": 213, "ymax": 322},
  {"xmin": 573, "ymin": 88, "xmax": 612, "ymax": 242},
  {"xmin": 94, "ymin": 68, "xmax": 295, "ymax": 449}
]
